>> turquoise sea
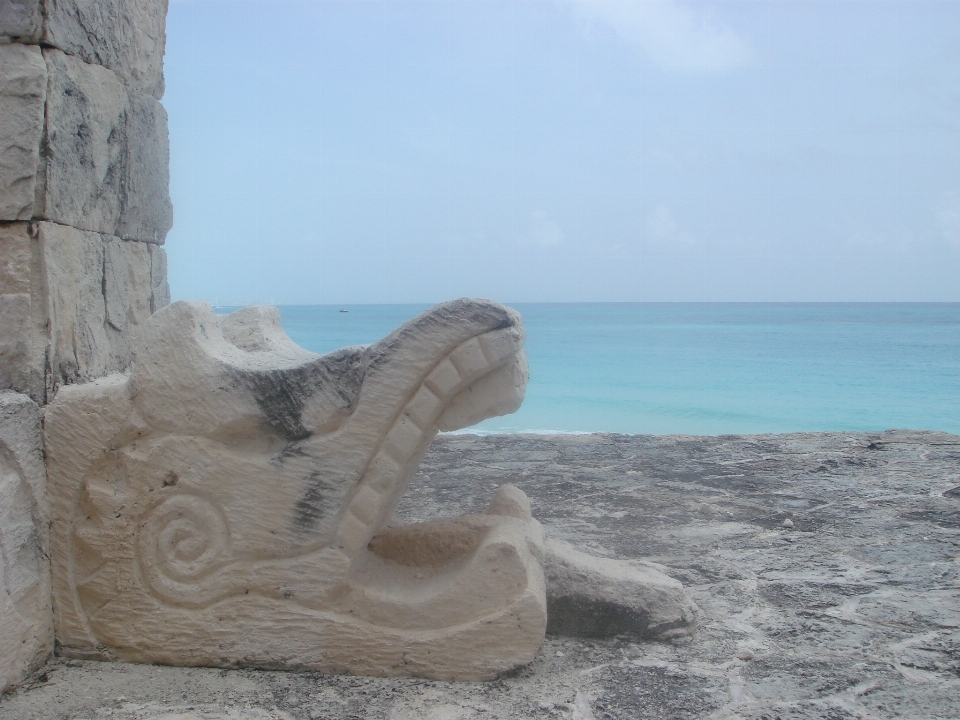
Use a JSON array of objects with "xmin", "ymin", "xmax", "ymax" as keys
[{"xmin": 222, "ymin": 303, "xmax": 960, "ymax": 436}]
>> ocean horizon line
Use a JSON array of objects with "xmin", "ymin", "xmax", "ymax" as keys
[
  {"xmin": 443, "ymin": 427, "xmax": 955, "ymax": 438},
  {"xmin": 208, "ymin": 300, "xmax": 960, "ymax": 309}
]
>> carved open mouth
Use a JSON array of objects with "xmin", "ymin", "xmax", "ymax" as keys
[
  {"xmin": 52, "ymin": 299, "xmax": 546, "ymax": 678},
  {"xmin": 333, "ymin": 322, "xmax": 529, "ymax": 557},
  {"xmin": 69, "ymin": 300, "xmax": 532, "ymax": 609}
]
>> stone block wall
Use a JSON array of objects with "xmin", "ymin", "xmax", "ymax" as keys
[
  {"xmin": 0, "ymin": 0, "xmax": 171, "ymax": 404},
  {"xmin": 0, "ymin": 391, "xmax": 51, "ymax": 693},
  {"xmin": 1, "ymin": 0, "xmax": 171, "ymax": 692}
]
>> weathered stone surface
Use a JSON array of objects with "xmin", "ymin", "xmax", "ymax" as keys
[
  {"xmin": 542, "ymin": 537, "xmax": 697, "ymax": 641},
  {"xmin": 103, "ymin": 237, "xmax": 153, "ymax": 333},
  {"xmin": 148, "ymin": 243, "xmax": 170, "ymax": 312},
  {"xmin": 42, "ymin": 0, "xmax": 167, "ymax": 99},
  {"xmin": 5, "ymin": 431, "xmax": 960, "ymax": 718},
  {"xmin": 0, "ymin": 222, "xmax": 46, "ymax": 402},
  {"xmin": 38, "ymin": 50, "xmax": 173, "ymax": 243},
  {"xmin": 1, "ymin": 222, "xmax": 167, "ymax": 402},
  {"xmin": 115, "ymin": 92, "xmax": 172, "ymax": 243},
  {"xmin": 46, "ymin": 299, "xmax": 547, "ymax": 680},
  {"xmin": 102, "ymin": 237, "xmax": 155, "ymax": 375},
  {"xmin": 1, "ymin": 221, "xmax": 164, "ymax": 401},
  {"xmin": 0, "ymin": 0, "xmax": 41, "ymax": 42},
  {"xmin": 0, "ymin": 44, "xmax": 46, "ymax": 221},
  {"xmin": 38, "ymin": 222, "xmax": 162, "ymax": 395},
  {"xmin": 0, "ymin": 391, "xmax": 52, "ymax": 694},
  {"xmin": 103, "ymin": 239, "xmax": 130, "ymax": 332},
  {"xmin": 37, "ymin": 49, "xmax": 127, "ymax": 236},
  {"xmin": 2, "ymin": 0, "xmax": 168, "ymax": 95},
  {"xmin": 39, "ymin": 220, "xmax": 110, "ymax": 384}
]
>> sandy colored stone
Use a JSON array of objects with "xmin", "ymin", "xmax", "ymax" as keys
[
  {"xmin": 103, "ymin": 239, "xmax": 131, "ymax": 332},
  {"xmin": 0, "ymin": 43, "xmax": 46, "ymax": 221},
  {"xmin": 0, "ymin": 223, "xmax": 46, "ymax": 402},
  {"xmin": 101, "ymin": 237, "xmax": 155, "ymax": 373},
  {"xmin": 0, "ymin": 391, "xmax": 52, "ymax": 694},
  {"xmin": 42, "ymin": 0, "xmax": 168, "ymax": 99},
  {"xmin": 38, "ymin": 49, "xmax": 173, "ymax": 243},
  {"xmin": 0, "ymin": 0, "xmax": 41, "ymax": 42},
  {"xmin": 1, "ymin": 0, "xmax": 167, "ymax": 95},
  {"xmin": 46, "ymin": 299, "xmax": 546, "ymax": 680}
]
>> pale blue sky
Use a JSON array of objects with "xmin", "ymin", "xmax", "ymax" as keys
[{"xmin": 163, "ymin": 0, "xmax": 960, "ymax": 304}]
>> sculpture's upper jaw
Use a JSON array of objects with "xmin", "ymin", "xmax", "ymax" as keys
[
  {"xmin": 359, "ymin": 297, "xmax": 529, "ymax": 433},
  {"xmin": 128, "ymin": 297, "xmax": 527, "ymax": 444},
  {"xmin": 124, "ymin": 297, "xmax": 529, "ymax": 560}
]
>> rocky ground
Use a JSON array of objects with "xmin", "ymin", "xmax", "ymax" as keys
[{"xmin": 3, "ymin": 430, "xmax": 960, "ymax": 720}]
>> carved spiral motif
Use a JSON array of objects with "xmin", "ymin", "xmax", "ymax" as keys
[{"xmin": 138, "ymin": 494, "xmax": 230, "ymax": 601}]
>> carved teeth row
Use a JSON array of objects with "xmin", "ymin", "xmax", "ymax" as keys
[{"xmin": 334, "ymin": 327, "xmax": 520, "ymax": 555}]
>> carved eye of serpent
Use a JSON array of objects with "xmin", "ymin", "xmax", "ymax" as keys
[{"xmin": 138, "ymin": 494, "xmax": 230, "ymax": 600}]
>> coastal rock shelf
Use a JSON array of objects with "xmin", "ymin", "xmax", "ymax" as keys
[{"xmin": 4, "ymin": 430, "xmax": 959, "ymax": 718}]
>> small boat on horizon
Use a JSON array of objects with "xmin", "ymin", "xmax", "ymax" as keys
[{"xmin": 339, "ymin": 308, "xmax": 348, "ymax": 313}]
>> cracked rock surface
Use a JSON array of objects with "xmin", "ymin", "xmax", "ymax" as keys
[{"xmin": 3, "ymin": 430, "xmax": 960, "ymax": 719}]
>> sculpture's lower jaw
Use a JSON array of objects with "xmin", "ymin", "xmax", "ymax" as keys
[
  {"xmin": 86, "ymin": 587, "xmax": 546, "ymax": 681},
  {"xmin": 62, "ymin": 507, "xmax": 547, "ymax": 681}
]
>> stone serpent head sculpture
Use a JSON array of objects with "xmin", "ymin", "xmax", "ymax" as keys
[{"xmin": 46, "ymin": 298, "xmax": 545, "ymax": 680}]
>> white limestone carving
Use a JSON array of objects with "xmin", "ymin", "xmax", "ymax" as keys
[
  {"xmin": 37, "ymin": 49, "xmax": 173, "ymax": 243},
  {"xmin": 46, "ymin": 298, "xmax": 544, "ymax": 680},
  {"xmin": 0, "ymin": 391, "xmax": 52, "ymax": 693},
  {"xmin": 0, "ymin": 43, "xmax": 46, "ymax": 221}
]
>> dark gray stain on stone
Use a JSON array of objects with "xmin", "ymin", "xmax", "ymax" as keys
[
  {"xmin": 247, "ymin": 348, "xmax": 364, "ymax": 441},
  {"xmin": 547, "ymin": 594, "xmax": 655, "ymax": 640},
  {"xmin": 292, "ymin": 470, "xmax": 347, "ymax": 534}
]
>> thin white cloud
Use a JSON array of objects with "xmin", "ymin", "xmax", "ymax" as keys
[
  {"xmin": 572, "ymin": 0, "xmax": 752, "ymax": 73},
  {"xmin": 527, "ymin": 210, "xmax": 565, "ymax": 247},
  {"xmin": 846, "ymin": 222, "xmax": 916, "ymax": 253},
  {"xmin": 644, "ymin": 203, "xmax": 677, "ymax": 240},
  {"xmin": 936, "ymin": 191, "xmax": 960, "ymax": 247},
  {"xmin": 643, "ymin": 203, "xmax": 694, "ymax": 245}
]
